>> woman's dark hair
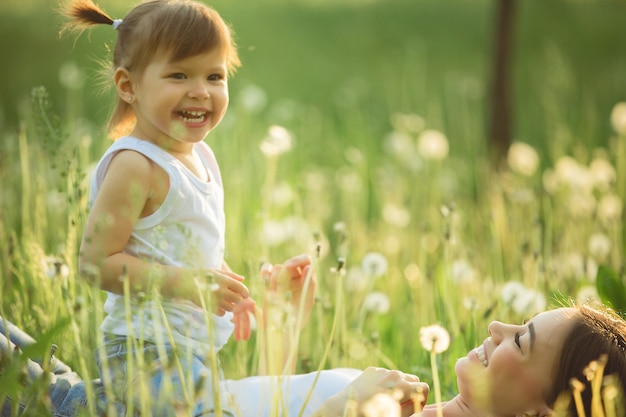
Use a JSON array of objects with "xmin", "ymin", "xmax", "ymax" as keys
[{"xmin": 548, "ymin": 304, "xmax": 626, "ymax": 415}]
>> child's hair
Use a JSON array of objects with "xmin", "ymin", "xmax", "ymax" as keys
[{"xmin": 61, "ymin": 0, "xmax": 241, "ymax": 138}]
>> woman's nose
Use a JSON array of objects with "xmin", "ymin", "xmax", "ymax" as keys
[{"xmin": 487, "ymin": 321, "xmax": 507, "ymax": 344}]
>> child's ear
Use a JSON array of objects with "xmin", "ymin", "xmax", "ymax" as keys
[{"xmin": 114, "ymin": 67, "xmax": 135, "ymax": 103}]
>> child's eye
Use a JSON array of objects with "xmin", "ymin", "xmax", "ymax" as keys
[
  {"xmin": 170, "ymin": 73, "xmax": 186, "ymax": 80},
  {"xmin": 208, "ymin": 74, "xmax": 224, "ymax": 81}
]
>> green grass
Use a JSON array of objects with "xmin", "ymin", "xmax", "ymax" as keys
[{"xmin": 1, "ymin": 0, "xmax": 626, "ymax": 415}]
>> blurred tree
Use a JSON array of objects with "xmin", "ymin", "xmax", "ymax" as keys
[{"xmin": 488, "ymin": 0, "xmax": 517, "ymax": 167}]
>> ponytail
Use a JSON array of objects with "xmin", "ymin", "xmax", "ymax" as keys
[{"xmin": 60, "ymin": 0, "xmax": 118, "ymax": 34}]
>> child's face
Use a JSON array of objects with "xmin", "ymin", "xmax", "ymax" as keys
[{"xmin": 129, "ymin": 48, "xmax": 229, "ymax": 150}]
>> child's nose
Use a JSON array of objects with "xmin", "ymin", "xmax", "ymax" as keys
[{"xmin": 189, "ymin": 82, "xmax": 210, "ymax": 99}]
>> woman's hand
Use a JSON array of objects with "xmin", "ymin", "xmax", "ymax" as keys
[{"xmin": 314, "ymin": 367, "xmax": 429, "ymax": 417}]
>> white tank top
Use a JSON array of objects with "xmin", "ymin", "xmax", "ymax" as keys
[{"xmin": 89, "ymin": 136, "xmax": 234, "ymax": 356}]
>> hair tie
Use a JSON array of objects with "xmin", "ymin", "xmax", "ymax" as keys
[{"xmin": 112, "ymin": 19, "xmax": 123, "ymax": 30}]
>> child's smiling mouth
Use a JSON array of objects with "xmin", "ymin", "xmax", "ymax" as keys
[{"xmin": 177, "ymin": 110, "xmax": 208, "ymax": 123}]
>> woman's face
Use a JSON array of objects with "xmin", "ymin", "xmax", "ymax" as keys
[{"xmin": 455, "ymin": 308, "xmax": 577, "ymax": 415}]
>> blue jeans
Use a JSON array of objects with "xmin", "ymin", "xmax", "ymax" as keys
[{"xmin": 96, "ymin": 335, "xmax": 235, "ymax": 417}]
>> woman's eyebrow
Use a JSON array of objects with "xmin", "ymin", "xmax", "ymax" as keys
[{"xmin": 529, "ymin": 322, "xmax": 536, "ymax": 353}]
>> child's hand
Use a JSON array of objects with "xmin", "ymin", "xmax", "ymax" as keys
[
  {"xmin": 232, "ymin": 297, "xmax": 256, "ymax": 341},
  {"xmin": 262, "ymin": 254, "xmax": 317, "ymax": 325},
  {"xmin": 202, "ymin": 269, "xmax": 250, "ymax": 316}
]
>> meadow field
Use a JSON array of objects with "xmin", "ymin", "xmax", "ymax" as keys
[{"xmin": 1, "ymin": 0, "xmax": 626, "ymax": 415}]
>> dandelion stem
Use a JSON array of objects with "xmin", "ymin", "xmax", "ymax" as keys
[{"xmin": 430, "ymin": 349, "xmax": 443, "ymax": 417}]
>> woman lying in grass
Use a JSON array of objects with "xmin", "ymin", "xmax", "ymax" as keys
[{"xmin": 314, "ymin": 303, "xmax": 626, "ymax": 417}]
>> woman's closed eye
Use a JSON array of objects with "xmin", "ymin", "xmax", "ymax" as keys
[{"xmin": 514, "ymin": 332, "xmax": 521, "ymax": 350}]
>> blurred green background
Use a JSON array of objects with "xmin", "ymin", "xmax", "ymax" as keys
[
  {"xmin": 1, "ymin": 1, "xmax": 626, "ymax": 406},
  {"xmin": 2, "ymin": 0, "xmax": 625, "ymax": 161}
]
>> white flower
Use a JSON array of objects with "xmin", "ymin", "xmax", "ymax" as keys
[
  {"xmin": 42, "ymin": 256, "xmax": 70, "ymax": 280},
  {"xmin": 567, "ymin": 192, "xmax": 596, "ymax": 219},
  {"xmin": 260, "ymin": 125, "xmax": 293, "ymax": 157},
  {"xmin": 610, "ymin": 102, "xmax": 626, "ymax": 135},
  {"xmin": 420, "ymin": 324, "xmax": 451, "ymax": 353},
  {"xmin": 512, "ymin": 288, "xmax": 546, "ymax": 316},
  {"xmin": 363, "ymin": 292, "xmax": 391, "ymax": 314},
  {"xmin": 270, "ymin": 182, "xmax": 294, "ymax": 207},
  {"xmin": 555, "ymin": 156, "xmax": 594, "ymax": 192},
  {"xmin": 417, "ymin": 129, "xmax": 449, "ymax": 161},
  {"xmin": 451, "ymin": 259, "xmax": 477, "ymax": 284},
  {"xmin": 238, "ymin": 83, "xmax": 268, "ymax": 113},
  {"xmin": 344, "ymin": 266, "xmax": 370, "ymax": 292},
  {"xmin": 597, "ymin": 194, "xmax": 623, "ymax": 224},
  {"xmin": 507, "ymin": 142, "xmax": 539, "ymax": 177},
  {"xmin": 589, "ymin": 158, "xmax": 616, "ymax": 191},
  {"xmin": 361, "ymin": 252, "xmax": 388, "ymax": 278},
  {"xmin": 577, "ymin": 286, "xmax": 600, "ymax": 305},
  {"xmin": 382, "ymin": 203, "xmax": 411, "ymax": 228},
  {"xmin": 362, "ymin": 392, "xmax": 401, "ymax": 417},
  {"xmin": 588, "ymin": 233, "xmax": 612, "ymax": 261},
  {"xmin": 384, "ymin": 131, "xmax": 415, "ymax": 159},
  {"xmin": 501, "ymin": 281, "xmax": 527, "ymax": 305},
  {"xmin": 58, "ymin": 61, "xmax": 84, "ymax": 90},
  {"xmin": 542, "ymin": 168, "xmax": 559, "ymax": 194}
]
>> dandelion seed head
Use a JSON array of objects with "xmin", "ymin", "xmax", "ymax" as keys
[
  {"xmin": 501, "ymin": 281, "xmax": 527, "ymax": 305},
  {"xmin": 349, "ymin": 340, "xmax": 368, "ymax": 360},
  {"xmin": 510, "ymin": 287, "xmax": 546, "ymax": 316},
  {"xmin": 588, "ymin": 233, "xmax": 612, "ymax": 261},
  {"xmin": 567, "ymin": 192, "xmax": 596, "ymax": 219},
  {"xmin": 555, "ymin": 156, "xmax": 594, "ymax": 192},
  {"xmin": 417, "ymin": 129, "xmax": 449, "ymax": 161},
  {"xmin": 403, "ymin": 263, "xmax": 422, "ymax": 287},
  {"xmin": 451, "ymin": 259, "xmax": 477, "ymax": 284},
  {"xmin": 507, "ymin": 142, "xmax": 539, "ymax": 177},
  {"xmin": 344, "ymin": 266, "xmax": 369, "ymax": 292},
  {"xmin": 362, "ymin": 392, "xmax": 401, "ymax": 417},
  {"xmin": 382, "ymin": 203, "xmax": 411, "ymax": 228},
  {"xmin": 610, "ymin": 102, "xmax": 626, "ymax": 135},
  {"xmin": 238, "ymin": 83, "xmax": 268, "ymax": 113},
  {"xmin": 260, "ymin": 125, "xmax": 293, "ymax": 157},
  {"xmin": 589, "ymin": 157, "xmax": 616, "ymax": 191},
  {"xmin": 58, "ymin": 61, "xmax": 85, "ymax": 90},
  {"xmin": 542, "ymin": 168, "xmax": 559, "ymax": 194},
  {"xmin": 363, "ymin": 291, "xmax": 391, "ymax": 314},
  {"xmin": 384, "ymin": 131, "xmax": 415, "ymax": 159},
  {"xmin": 419, "ymin": 324, "xmax": 451, "ymax": 353},
  {"xmin": 597, "ymin": 194, "xmax": 623, "ymax": 224},
  {"xmin": 270, "ymin": 182, "xmax": 294, "ymax": 207},
  {"xmin": 577, "ymin": 286, "xmax": 600, "ymax": 305},
  {"xmin": 361, "ymin": 252, "xmax": 388, "ymax": 278}
]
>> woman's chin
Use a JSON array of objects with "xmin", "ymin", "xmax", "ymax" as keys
[{"xmin": 454, "ymin": 358, "xmax": 492, "ymax": 411}]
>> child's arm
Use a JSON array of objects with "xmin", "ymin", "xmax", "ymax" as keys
[{"xmin": 79, "ymin": 150, "xmax": 249, "ymax": 313}]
